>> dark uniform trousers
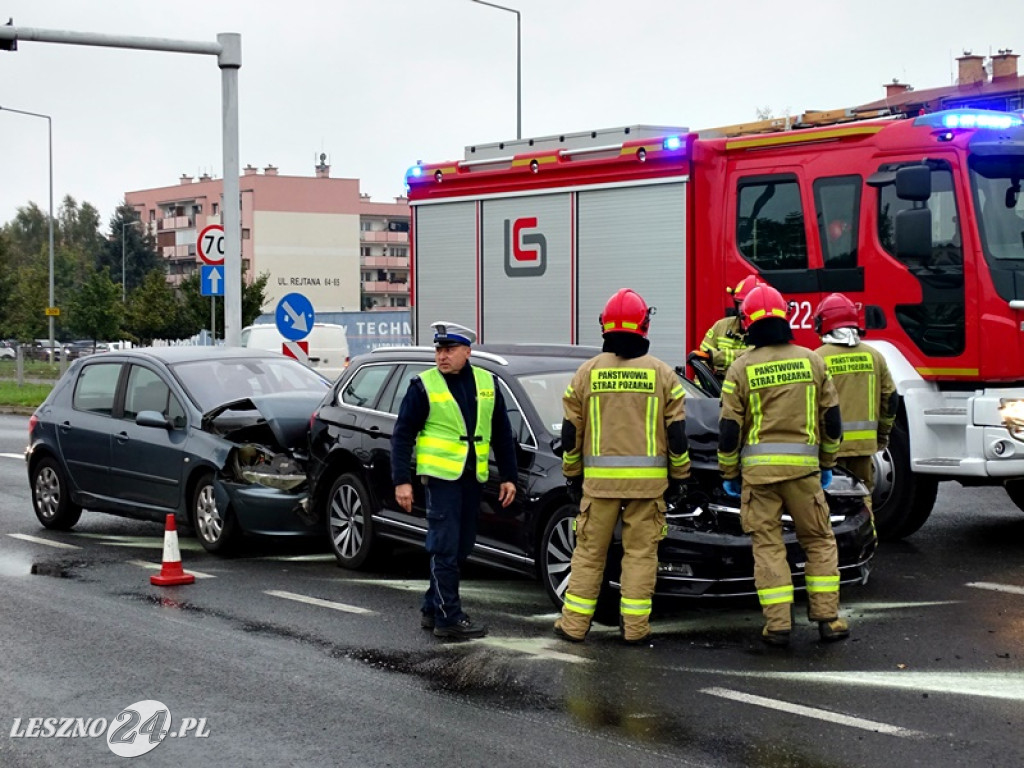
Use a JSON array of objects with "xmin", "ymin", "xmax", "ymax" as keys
[
  {"xmin": 742, "ymin": 473, "xmax": 840, "ymax": 631},
  {"xmin": 421, "ymin": 475, "xmax": 481, "ymax": 627}
]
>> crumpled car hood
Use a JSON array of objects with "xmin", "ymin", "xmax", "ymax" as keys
[{"xmin": 201, "ymin": 390, "xmax": 323, "ymax": 450}]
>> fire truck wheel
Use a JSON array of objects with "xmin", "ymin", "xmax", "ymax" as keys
[{"xmin": 872, "ymin": 421, "xmax": 938, "ymax": 540}]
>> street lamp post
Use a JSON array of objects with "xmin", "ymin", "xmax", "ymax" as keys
[
  {"xmin": 0, "ymin": 105, "xmax": 55, "ymax": 359},
  {"xmin": 121, "ymin": 214, "xmax": 140, "ymax": 302},
  {"xmin": 470, "ymin": 0, "xmax": 521, "ymax": 140}
]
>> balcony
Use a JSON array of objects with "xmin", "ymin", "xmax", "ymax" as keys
[
  {"xmin": 157, "ymin": 215, "xmax": 195, "ymax": 231},
  {"xmin": 360, "ymin": 231, "xmax": 408, "ymax": 243},
  {"xmin": 362, "ymin": 280, "xmax": 409, "ymax": 295},
  {"xmin": 361, "ymin": 256, "xmax": 409, "ymax": 269},
  {"xmin": 161, "ymin": 244, "xmax": 197, "ymax": 260}
]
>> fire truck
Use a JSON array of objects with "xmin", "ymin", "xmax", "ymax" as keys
[{"xmin": 404, "ymin": 108, "xmax": 1024, "ymax": 540}]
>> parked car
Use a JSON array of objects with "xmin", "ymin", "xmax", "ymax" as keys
[
  {"xmin": 26, "ymin": 346, "xmax": 331, "ymax": 553},
  {"xmin": 307, "ymin": 344, "xmax": 876, "ymax": 611},
  {"xmin": 0, "ymin": 340, "xmax": 15, "ymax": 360}
]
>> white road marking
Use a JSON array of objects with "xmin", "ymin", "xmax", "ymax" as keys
[
  {"xmin": 256, "ymin": 554, "xmax": 335, "ymax": 563},
  {"xmin": 967, "ymin": 581, "xmax": 1024, "ymax": 596},
  {"xmin": 71, "ymin": 532, "xmax": 205, "ymax": 552},
  {"xmin": 702, "ymin": 687, "xmax": 926, "ymax": 738},
  {"xmin": 265, "ymin": 589, "xmax": 374, "ymax": 614},
  {"xmin": 0, "ymin": 452, "xmax": 24, "ymax": 460},
  {"xmin": 6, "ymin": 533, "xmax": 81, "ymax": 549},
  {"xmin": 127, "ymin": 560, "xmax": 215, "ymax": 579}
]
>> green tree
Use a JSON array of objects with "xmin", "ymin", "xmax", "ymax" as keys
[
  {"xmin": 179, "ymin": 271, "xmax": 270, "ymax": 340},
  {"xmin": 126, "ymin": 270, "xmax": 192, "ymax": 344},
  {"xmin": 103, "ymin": 203, "xmax": 161, "ymax": 298},
  {"xmin": 5, "ymin": 262, "xmax": 50, "ymax": 341},
  {"xmin": 65, "ymin": 266, "xmax": 123, "ymax": 342},
  {"xmin": 4, "ymin": 202, "xmax": 49, "ymax": 267}
]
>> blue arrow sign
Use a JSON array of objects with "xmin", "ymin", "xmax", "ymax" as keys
[
  {"xmin": 275, "ymin": 292, "xmax": 315, "ymax": 341},
  {"xmin": 200, "ymin": 265, "xmax": 224, "ymax": 297}
]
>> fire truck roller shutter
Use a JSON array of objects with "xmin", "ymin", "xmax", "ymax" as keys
[
  {"xmin": 576, "ymin": 181, "xmax": 688, "ymax": 363},
  {"xmin": 412, "ymin": 201, "xmax": 478, "ymax": 346}
]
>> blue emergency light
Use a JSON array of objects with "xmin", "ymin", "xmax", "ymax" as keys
[
  {"xmin": 662, "ymin": 136, "xmax": 683, "ymax": 151},
  {"xmin": 915, "ymin": 110, "xmax": 1024, "ymax": 130}
]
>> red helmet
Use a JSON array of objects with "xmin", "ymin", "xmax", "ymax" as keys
[
  {"xmin": 600, "ymin": 288, "xmax": 653, "ymax": 338},
  {"xmin": 739, "ymin": 284, "xmax": 790, "ymax": 330},
  {"xmin": 814, "ymin": 293, "xmax": 862, "ymax": 334},
  {"xmin": 727, "ymin": 274, "xmax": 760, "ymax": 304}
]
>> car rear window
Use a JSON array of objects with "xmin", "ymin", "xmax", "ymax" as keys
[
  {"xmin": 73, "ymin": 362, "xmax": 122, "ymax": 415},
  {"xmin": 516, "ymin": 371, "xmax": 574, "ymax": 435}
]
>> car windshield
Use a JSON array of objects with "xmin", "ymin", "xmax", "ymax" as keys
[
  {"xmin": 170, "ymin": 356, "xmax": 329, "ymax": 412},
  {"xmin": 517, "ymin": 368, "xmax": 708, "ymax": 436}
]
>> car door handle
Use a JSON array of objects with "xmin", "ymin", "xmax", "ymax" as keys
[
  {"xmin": 59, "ymin": 420, "xmax": 71, "ymax": 434},
  {"xmin": 368, "ymin": 426, "xmax": 382, "ymax": 438},
  {"xmin": 115, "ymin": 431, "xmax": 129, "ymax": 445}
]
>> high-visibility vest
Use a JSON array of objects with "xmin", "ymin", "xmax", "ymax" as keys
[{"xmin": 415, "ymin": 366, "xmax": 495, "ymax": 482}]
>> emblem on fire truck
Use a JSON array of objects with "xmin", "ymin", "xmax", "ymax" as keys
[{"xmin": 503, "ymin": 217, "xmax": 547, "ymax": 277}]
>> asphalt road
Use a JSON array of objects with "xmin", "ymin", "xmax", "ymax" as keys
[{"xmin": 1, "ymin": 412, "xmax": 1022, "ymax": 767}]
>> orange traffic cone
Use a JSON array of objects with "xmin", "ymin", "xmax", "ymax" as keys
[{"xmin": 150, "ymin": 513, "xmax": 195, "ymax": 586}]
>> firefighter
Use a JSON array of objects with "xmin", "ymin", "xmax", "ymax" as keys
[
  {"xmin": 554, "ymin": 289, "xmax": 691, "ymax": 645},
  {"xmin": 814, "ymin": 293, "xmax": 897, "ymax": 519},
  {"xmin": 691, "ymin": 274, "xmax": 760, "ymax": 379},
  {"xmin": 391, "ymin": 321, "xmax": 518, "ymax": 640},
  {"xmin": 717, "ymin": 284, "xmax": 848, "ymax": 646}
]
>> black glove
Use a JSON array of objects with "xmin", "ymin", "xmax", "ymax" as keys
[
  {"xmin": 664, "ymin": 478, "xmax": 687, "ymax": 506},
  {"xmin": 566, "ymin": 476, "xmax": 583, "ymax": 505}
]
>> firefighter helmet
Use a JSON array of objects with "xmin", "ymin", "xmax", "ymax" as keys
[
  {"xmin": 727, "ymin": 274, "xmax": 761, "ymax": 304},
  {"xmin": 739, "ymin": 284, "xmax": 790, "ymax": 330},
  {"xmin": 814, "ymin": 293, "xmax": 862, "ymax": 335},
  {"xmin": 600, "ymin": 288, "xmax": 653, "ymax": 338}
]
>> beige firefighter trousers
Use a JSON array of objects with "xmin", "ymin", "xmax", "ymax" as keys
[
  {"xmin": 556, "ymin": 496, "xmax": 666, "ymax": 641},
  {"xmin": 741, "ymin": 474, "xmax": 840, "ymax": 631}
]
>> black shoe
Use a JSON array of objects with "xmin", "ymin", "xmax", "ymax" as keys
[
  {"xmin": 818, "ymin": 618, "xmax": 850, "ymax": 642},
  {"xmin": 433, "ymin": 616, "xmax": 488, "ymax": 639},
  {"xmin": 621, "ymin": 633, "xmax": 652, "ymax": 646},
  {"xmin": 553, "ymin": 623, "xmax": 586, "ymax": 643},
  {"xmin": 761, "ymin": 627, "xmax": 791, "ymax": 647},
  {"xmin": 420, "ymin": 613, "xmax": 435, "ymax": 630}
]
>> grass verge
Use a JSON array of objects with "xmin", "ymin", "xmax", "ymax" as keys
[{"xmin": 0, "ymin": 381, "xmax": 53, "ymax": 409}]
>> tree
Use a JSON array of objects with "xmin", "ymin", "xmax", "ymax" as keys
[
  {"xmin": 125, "ymin": 270, "xmax": 191, "ymax": 344},
  {"xmin": 4, "ymin": 261, "xmax": 50, "ymax": 341},
  {"xmin": 178, "ymin": 271, "xmax": 270, "ymax": 340},
  {"xmin": 65, "ymin": 266, "xmax": 122, "ymax": 343},
  {"xmin": 103, "ymin": 203, "xmax": 161, "ymax": 298}
]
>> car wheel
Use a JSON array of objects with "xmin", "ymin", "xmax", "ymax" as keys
[
  {"xmin": 871, "ymin": 420, "xmax": 938, "ymax": 540},
  {"xmin": 31, "ymin": 457, "xmax": 82, "ymax": 530},
  {"xmin": 539, "ymin": 503, "xmax": 619, "ymax": 624},
  {"xmin": 191, "ymin": 472, "xmax": 239, "ymax": 553},
  {"xmin": 325, "ymin": 473, "xmax": 376, "ymax": 569}
]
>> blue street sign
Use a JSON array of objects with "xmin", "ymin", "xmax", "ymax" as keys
[
  {"xmin": 275, "ymin": 292, "xmax": 315, "ymax": 341},
  {"xmin": 200, "ymin": 265, "xmax": 224, "ymax": 297}
]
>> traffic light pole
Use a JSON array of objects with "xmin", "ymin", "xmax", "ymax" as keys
[{"xmin": 0, "ymin": 24, "xmax": 244, "ymax": 347}]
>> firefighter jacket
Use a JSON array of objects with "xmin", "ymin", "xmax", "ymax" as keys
[
  {"xmin": 718, "ymin": 344, "xmax": 841, "ymax": 484},
  {"xmin": 816, "ymin": 340, "xmax": 896, "ymax": 456},
  {"xmin": 562, "ymin": 352, "xmax": 690, "ymax": 499},
  {"xmin": 415, "ymin": 366, "xmax": 495, "ymax": 482},
  {"xmin": 699, "ymin": 315, "xmax": 750, "ymax": 377}
]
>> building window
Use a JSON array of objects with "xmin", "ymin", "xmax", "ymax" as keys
[
  {"xmin": 396, "ymin": 298, "xmax": 407, "ymax": 307},
  {"xmin": 193, "ymin": 204, "xmax": 203, "ymax": 214},
  {"xmin": 361, "ymin": 246, "xmax": 371, "ymax": 257},
  {"xmin": 241, "ymin": 228, "xmax": 251, "ymax": 240},
  {"xmin": 212, "ymin": 202, "xmax": 219, "ymax": 215},
  {"xmin": 361, "ymin": 221, "xmax": 373, "ymax": 231},
  {"xmin": 393, "ymin": 247, "xmax": 408, "ymax": 258},
  {"xmin": 149, "ymin": 209, "xmax": 156, "ymax": 221}
]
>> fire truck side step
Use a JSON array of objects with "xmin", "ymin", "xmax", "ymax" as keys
[
  {"xmin": 915, "ymin": 458, "xmax": 963, "ymax": 467},
  {"xmin": 923, "ymin": 407, "xmax": 968, "ymax": 416}
]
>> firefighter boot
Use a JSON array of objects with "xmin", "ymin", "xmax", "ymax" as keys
[
  {"xmin": 553, "ymin": 618, "xmax": 587, "ymax": 643},
  {"xmin": 818, "ymin": 617, "xmax": 850, "ymax": 642},
  {"xmin": 761, "ymin": 626, "xmax": 791, "ymax": 647}
]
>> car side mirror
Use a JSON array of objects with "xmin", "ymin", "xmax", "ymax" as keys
[{"xmin": 136, "ymin": 410, "xmax": 171, "ymax": 429}]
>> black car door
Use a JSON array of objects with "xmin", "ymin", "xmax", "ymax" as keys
[{"xmin": 56, "ymin": 360, "xmax": 123, "ymax": 498}]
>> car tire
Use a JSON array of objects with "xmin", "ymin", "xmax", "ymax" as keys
[
  {"xmin": 325, "ymin": 472, "xmax": 376, "ymax": 569},
  {"xmin": 872, "ymin": 419, "xmax": 938, "ymax": 540},
  {"xmin": 191, "ymin": 472, "xmax": 239, "ymax": 553},
  {"xmin": 539, "ymin": 503, "xmax": 619, "ymax": 624},
  {"xmin": 31, "ymin": 456, "xmax": 82, "ymax": 530}
]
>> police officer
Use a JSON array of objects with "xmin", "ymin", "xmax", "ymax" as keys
[
  {"xmin": 717, "ymin": 285, "xmax": 848, "ymax": 646},
  {"xmin": 555, "ymin": 289, "xmax": 691, "ymax": 645},
  {"xmin": 391, "ymin": 321, "xmax": 518, "ymax": 640},
  {"xmin": 814, "ymin": 293, "xmax": 897, "ymax": 520},
  {"xmin": 691, "ymin": 274, "xmax": 760, "ymax": 380}
]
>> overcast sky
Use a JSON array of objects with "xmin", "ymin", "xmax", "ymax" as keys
[{"xmin": 0, "ymin": 0, "xmax": 1021, "ymax": 228}]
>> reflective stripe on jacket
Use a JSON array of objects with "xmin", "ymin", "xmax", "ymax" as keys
[
  {"xmin": 718, "ymin": 344, "xmax": 840, "ymax": 484},
  {"xmin": 562, "ymin": 352, "xmax": 690, "ymax": 498},
  {"xmin": 817, "ymin": 341, "xmax": 896, "ymax": 456},
  {"xmin": 415, "ymin": 366, "xmax": 495, "ymax": 482}
]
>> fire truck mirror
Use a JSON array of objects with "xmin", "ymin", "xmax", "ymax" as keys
[
  {"xmin": 895, "ymin": 165, "xmax": 931, "ymax": 202},
  {"xmin": 894, "ymin": 207, "xmax": 933, "ymax": 262},
  {"xmin": 864, "ymin": 305, "xmax": 887, "ymax": 331}
]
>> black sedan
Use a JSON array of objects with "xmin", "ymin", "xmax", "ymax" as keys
[
  {"xmin": 307, "ymin": 344, "xmax": 876, "ymax": 611},
  {"xmin": 26, "ymin": 346, "xmax": 330, "ymax": 552}
]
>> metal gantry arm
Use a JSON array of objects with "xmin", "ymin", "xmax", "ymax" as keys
[{"xmin": 470, "ymin": 0, "xmax": 521, "ymax": 140}]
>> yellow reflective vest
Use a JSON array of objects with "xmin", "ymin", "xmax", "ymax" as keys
[
  {"xmin": 816, "ymin": 341, "xmax": 896, "ymax": 456},
  {"xmin": 562, "ymin": 352, "xmax": 690, "ymax": 498},
  {"xmin": 719, "ymin": 344, "xmax": 840, "ymax": 484},
  {"xmin": 699, "ymin": 315, "xmax": 750, "ymax": 377},
  {"xmin": 415, "ymin": 366, "xmax": 495, "ymax": 482}
]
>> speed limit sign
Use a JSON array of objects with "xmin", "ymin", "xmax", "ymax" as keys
[{"xmin": 197, "ymin": 224, "xmax": 225, "ymax": 265}]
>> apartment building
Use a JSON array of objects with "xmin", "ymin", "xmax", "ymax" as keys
[{"xmin": 124, "ymin": 155, "xmax": 409, "ymax": 313}]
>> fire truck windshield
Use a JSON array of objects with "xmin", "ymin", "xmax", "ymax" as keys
[{"xmin": 970, "ymin": 155, "xmax": 1024, "ymax": 263}]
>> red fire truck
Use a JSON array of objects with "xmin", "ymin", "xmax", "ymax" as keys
[{"xmin": 405, "ymin": 108, "xmax": 1024, "ymax": 540}]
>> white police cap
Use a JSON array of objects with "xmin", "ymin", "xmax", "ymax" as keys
[{"xmin": 431, "ymin": 321, "xmax": 476, "ymax": 347}]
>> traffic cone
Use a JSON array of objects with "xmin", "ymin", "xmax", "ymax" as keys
[{"xmin": 150, "ymin": 514, "xmax": 195, "ymax": 586}]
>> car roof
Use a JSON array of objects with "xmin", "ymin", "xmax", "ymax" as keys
[
  {"xmin": 96, "ymin": 346, "xmax": 287, "ymax": 364},
  {"xmin": 357, "ymin": 343, "xmax": 602, "ymax": 372}
]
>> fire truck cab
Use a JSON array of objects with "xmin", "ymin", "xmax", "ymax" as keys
[{"xmin": 406, "ymin": 108, "xmax": 1024, "ymax": 540}]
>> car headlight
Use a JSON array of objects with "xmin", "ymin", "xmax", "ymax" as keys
[{"xmin": 1000, "ymin": 398, "xmax": 1024, "ymax": 441}]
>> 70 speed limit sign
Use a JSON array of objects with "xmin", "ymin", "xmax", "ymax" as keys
[{"xmin": 197, "ymin": 224, "xmax": 225, "ymax": 265}]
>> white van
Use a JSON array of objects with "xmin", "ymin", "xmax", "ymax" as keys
[{"xmin": 240, "ymin": 323, "xmax": 350, "ymax": 379}]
